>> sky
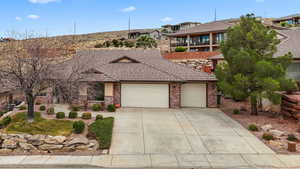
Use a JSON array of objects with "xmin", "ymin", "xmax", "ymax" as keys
[{"xmin": 1, "ymin": 0, "xmax": 300, "ymax": 37}]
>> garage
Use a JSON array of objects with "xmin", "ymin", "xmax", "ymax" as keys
[
  {"xmin": 121, "ymin": 83, "xmax": 169, "ymax": 108},
  {"xmin": 181, "ymin": 83, "xmax": 207, "ymax": 108}
]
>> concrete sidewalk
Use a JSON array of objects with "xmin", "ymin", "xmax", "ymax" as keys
[{"xmin": 0, "ymin": 154, "xmax": 300, "ymax": 168}]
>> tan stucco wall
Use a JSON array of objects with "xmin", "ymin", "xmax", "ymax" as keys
[
  {"xmin": 79, "ymin": 83, "xmax": 88, "ymax": 96},
  {"xmin": 105, "ymin": 83, "xmax": 114, "ymax": 97}
]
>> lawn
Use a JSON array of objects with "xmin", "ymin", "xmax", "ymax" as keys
[
  {"xmin": 88, "ymin": 117, "xmax": 114, "ymax": 149},
  {"xmin": 5, "ymin": 112, "xmax": 74, "ymax": 136}
]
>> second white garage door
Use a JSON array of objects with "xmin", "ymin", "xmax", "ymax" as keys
[
  {"xmin": 121, "ymin": 84, "xmax": 169, "ymax": 108},
  {"xmin": 181, "ymin": 83, "xmax": 207, "ymax": 108}
]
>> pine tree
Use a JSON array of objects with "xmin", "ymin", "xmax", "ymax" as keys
[{"xmin": 216, "ymin": 14, "xmax": 298, "ymax": 115}]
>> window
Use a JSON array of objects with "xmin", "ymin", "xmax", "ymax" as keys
[
  {"xmin": 287, "ymin": 62, "xmax": 300, "ymax": 80},
  {"xmin": 215, "ymin": 33, "xmax": 225, "ymax": 44},
  {"xmin": 87, "ymin": 83, "xmax": 104, "ymax": 101}
]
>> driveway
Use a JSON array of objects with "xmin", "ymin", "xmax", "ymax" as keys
[{"xmin": 110, "ymin": 108, "xmax": 274, "ymax": 155}]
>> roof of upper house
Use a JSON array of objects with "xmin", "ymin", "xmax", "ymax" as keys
[
  {"xmin": 128, "ymin": 29, "xmax": 160, "ymax": 34},
  {"xmin": 209, "ymin": 29, "xmax": 300, "ymax": 60},
  {"xmin": 163, "ymin": 51, "xmax": 220, "ymax": 60},
  {"xmin": 168, "ymin": 21, "xmax": 235, "ymax": 36},
  {"xmin": 54, "ymin": 49, "xmax": 216, "ymax": 82},
  {"xmin": 273, "ymin": 14, "xmax": 300, "ymax": 22}
]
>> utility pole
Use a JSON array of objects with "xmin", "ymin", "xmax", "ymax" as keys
[
  {"xmin": 73, "ymin": 21, "xmax": 77, "ymax": 41},
  {"xmin": 128, "ymin": 16, "xmax": 131, "ymax": 39},
  {"xmin": 214, "ymin": 8, "xmax": 217, "ymax": 21}
]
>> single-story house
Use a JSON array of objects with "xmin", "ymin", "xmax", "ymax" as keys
[
  {"xmin": 209, "ymin": 29, "xmax": 300, "ymax": 80},
  {"xmin": 53, "ymin": 49, "xmax": 218, "ymax": 108},
  {"xmin": 128, "ymin": 29, "xmax": 161, "ymax": 40}
]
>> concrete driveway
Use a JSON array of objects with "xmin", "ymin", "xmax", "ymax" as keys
[{"xmin": 110, "ymin": 108, "xmax": 274, "ymax": 155}]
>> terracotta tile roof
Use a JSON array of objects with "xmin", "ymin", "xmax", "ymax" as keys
[
  {"xmin": 164, "ymin": 52, "xmax": 221, "ymax": 60},
  {"xmin": 55, "ymin": 49, "xmax": 216, "ymax": 82}
]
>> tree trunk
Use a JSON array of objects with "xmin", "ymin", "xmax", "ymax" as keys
[
  {"xmin": 250, "ymin": 95, "xmax": 258, "ymax": 116},
  {"xmin": 26, "ymin": 93, "xmax": 35, "ymax": 122}
]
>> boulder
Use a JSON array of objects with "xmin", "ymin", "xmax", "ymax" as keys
[
  {"xmin": 269, "ymin": 129, "xmax": 285, "ymax": 137},
  {"xmin": 65, "ymin": 137, "xmax": 89, "ymax": 146},
  {"xmin": 39, "ymin": 144, "xmax": 63, "ymax": 151},
  {"xmin": 2, "ymin": 139, "xmax": 18, "ymax": 149},
  {"xmin": 45, "ymin": 136, "xmax": 66, "ymax": 144},
  {"xmin": 261, "ymin": 124, "xmax": 273, "ymax": 132},
  {"xmin": 19, "ymin": 142, "xmax": 36, "ymax": 151},
  {"xmin": 0, "ymin": 149, "xmax": 13, "ymax": 154},
  {"xmin": 27, "ymin": 135, "xmax": 45, "ymax": 146}
]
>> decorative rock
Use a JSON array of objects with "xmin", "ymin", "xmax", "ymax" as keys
[
  {"xmin": 0, "ymin": 149, "xmax": 13, "ymax": 153},
  {"xmin": 269, "ymin": 129, "xmax": 285, "ymax": 137},
  {"xmin": 261, "ymin": 124, "xmax": 273, "ymax": 132},
  {"xmin": 269, "ymin": 140, "xmax": 284, "ymax": 148},
  {"xmin": 39, "ymin": 144, "xmax": 63, "ymax": 150},
  {"xmin": 65, "ymin": 137, "xmax": 89, "ymax": 146},
  {"xmin": 2, "ymin": 139, "xmax": 18, "ymax": 149},
  {"xmin": 45, "ymin": 136, "xmax": 66, "ymax": 144},
  {"xmin": 19, "ymin": 142, "xmax": 36, "ymax": 151},
  {"xmin": 28, "ymin": 135, "xmax": 45, "ymax": 146}
]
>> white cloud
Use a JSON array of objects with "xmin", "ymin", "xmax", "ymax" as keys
[
  {"xmin": 28, "ymin": 0, "xmax": 60, "ymax": 4},
  {"xmin": 15, "ymin": 17, "xmax": 22, "ymax": 21},
  {"xmin": 27, "ymin": 14, "xmax": 40, "ymax": 19},
  {"xmin": 161, "ymin": 17, "xmax": 173, "ymax": 22},
  {"xmin": 121, "ymin": 6, "xmax": 136, "ymax": 12}
]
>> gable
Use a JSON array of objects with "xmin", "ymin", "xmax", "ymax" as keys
[{"xmin": 110, "ymin": 56, "xmax": 140, "ymax": 63}]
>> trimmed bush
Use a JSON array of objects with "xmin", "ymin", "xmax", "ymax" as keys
[
  {"xmin": 248, "ymin": 124, "xmax": 259, "ymax": 132},
  {"xmin": 70, "ymin": 105, "xmax": 81, "ymax": 112},
  {"xmin": 39, "ymin": 105, "xmax": 46, "ymax": 111},
  {"xmin": 262, "ymin": 133, "xmax": 274, "ymax": 141},
  {"xmin": 73, "ymin": 121, "xmax": 85, "ymax": 134},
  {"xmin": 56, "ymin": 112, "xmax": 65, "ymax": 119},
  {"xmin": 96, "ymin": 114, "xmax": 103, "ymax": 121},
  {"xmin": 107, "ymin": 104, "xmax": 116, "ymax": 112},
  {"xmin": 35, "ymin": 102, "xmax": 41, "ymax": 105},
  {"xmin": 175, "ymin": 46, "xmax": 187, "ymax": 52},
  {"xmin": 47, "ymin": 107, "xmax": 55, "ymax": 115},
  {"xmin": 82, "ymin": 112, "xmax": 92, "ymax": 120},
  {"xmin": 88, "ymin": 117, "xmax": 114, "ymax": 149},
  {"xmin": 0, "ymin": 116, "xmax": 12, "ymax": 129},
  {"xmin": 233, "ymin": 109, "xmax": 241, "ymax": 115},
  {"xmin": 92, "ymin": 104, "xmax": 102, "ymax": 111},
  {"xmin": 69, "ymin": 111, "xmax": 78, "ymax": 119},
  {"xmin": 287, "ymin": 134, "xmax": 299, "ymax": 142},
  {"xmin": 19, "ymin": 105, "xmax": 27, "ymax": 110}
]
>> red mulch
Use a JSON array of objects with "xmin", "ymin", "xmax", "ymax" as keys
[{"xmin": 220, "ymin": 97, "xmax": 300, "ymax": 154}]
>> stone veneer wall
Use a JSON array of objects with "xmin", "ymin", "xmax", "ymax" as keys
[
  {"xmin": 170, "ymin": 83, "xmax": 181, "ymax": 108},
  {"xmin": 207, "ymin": 82, "xmax": 218, "ymax": 108},
  {"xmin": 113, "ymin": 83, "xmax": 121, "ymax": 105}
]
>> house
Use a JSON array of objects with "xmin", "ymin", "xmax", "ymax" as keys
[
  {"xmin": 163, "ymin": 51, "xmax": 220, "ymax": 73},
  {"xmin": 52, "ymin": 49, "xmax": 218, "ymax": 108},
  {"xmin": 273, "ymin": 14, "xmax": 300, "ymax": 27},
  {"xmin": 128, "ymin": 29, "xmax": 161, "ymax": 40},
  {"xmin": 162, "ymin": 22, "xmax": 202, "ymax": 33},
  {"xmin": 209, "ymin": 29, "xmax": 300, "ymax": 80},
  {"xmin": 0, "ymin": 85, "xmax": 23, "ymax": 110},
  {"xmin": 167, "ymin": 18, "xmax": 286, "ymax": 52}
]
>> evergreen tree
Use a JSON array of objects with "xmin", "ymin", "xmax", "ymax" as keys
[{"xmin": 216, "ymin": 14, "xmax": 298, "ymax": 115}]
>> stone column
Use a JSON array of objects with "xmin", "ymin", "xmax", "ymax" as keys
[
  {"xmin": 104, "ymin": 83, "xmax": 114, "ymax": 107},
  {"xmin": 209, "ymin": 32, "xmax": 213, "ymax": 52},
  {"xmin": 170, "ymin": 83, "xmax": 181, "ymax": 109},
  {"xmin": 187, "ymin": 35, "xmax": 191, "ymax": 52},
  {"xmin": 207, "ymin": 82, "xmax": 218, "ymax": 108}
]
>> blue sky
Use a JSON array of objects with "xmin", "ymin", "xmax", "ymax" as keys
[{"xmin": 1, "ymin": 0, "xmax": 300, "ymax": 37}]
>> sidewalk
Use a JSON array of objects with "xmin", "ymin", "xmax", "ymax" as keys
[{"xmin": 0, "ymin": 154, "xmax": 299, "ymax": 168}]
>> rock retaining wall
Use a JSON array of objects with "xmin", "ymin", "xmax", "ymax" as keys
[{"xmin": 0, "ymin": 134, "xmax": 98, "ymax": 154}]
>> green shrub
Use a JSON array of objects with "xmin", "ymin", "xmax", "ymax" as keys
[
  {"xmin": 56, "ymin": 112, "xmax": 65, "ymax": 119},
  {"xmin": 73, "ymin": 121, "xmax": 85, "ymax": 134},
  {"xmin": 96, "ymin": 114, "xmax": 103, "ymax": 121},
  {"xmin": 39, "ymin": 105, "xmax": 46, "ymax": 111},
  {"xmin": 19, "ymin": 105, "xmax": 27, "ymax": 110},
  {"xmin": 69, "ymin": 111, "xmax": 78, "ymax": 119},
  {"xmin": 88, "ymin": 117, "xmax": 114, "ymax": 149},
  {"xmin": 124, "ymin": 41, "xmax": 135, "ymax": 48},
  {"xmin": 287, "ymin": 134, "xmax": 299, "ymax": 142},
  {"xmin": 175, "ymin": 46, "xmax": 187, "ymax": 52},
  {"xmin": 70, "ymin": 105, "xmax": 81, "ymax": 112},
  {"xmin": 94, "ymin": 43, "xmax": 104, "ymax": 48},
  {"xmin": 0, "ymin": 111, "xmax": 7, "ymax": 117},
  {"xmin": 0, "ymin": 116, "xmax": 12, "ymax": 129},
  {"xmin": 82, "ymin": 112, "xmax": 92, "ymax": 120},
  {"xmin": 92, "ymin": 104, "xmax": 102, "ymax": 111},
  {"xmin": 262, "ymin": 133, "xmax": 274, "ymax": 141},
  {"xmin": 35, "ymin": 102, "xmax": 41, "ymax": 105},
  {"xmin": 47, "ymin": 107, "xmax": 55, "ymax": 115},
  {"xmin": 107, "ymin": 104, "xmax": 116, "ymax": 112},
  {"xmin": 233, "ymin": 109, "xmax": 241, "ymax": 115},
  {"xmin": 248, "ymin": 124, "xmax": 259, "ymax": 131}
]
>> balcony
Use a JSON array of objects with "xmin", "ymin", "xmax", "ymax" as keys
[{"xmin": 170, "ymin": 42, "xmax": 188, "ymax": 47}]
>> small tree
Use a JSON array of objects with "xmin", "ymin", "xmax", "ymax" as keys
[
  {"xmin": 136, "ymin": 35, "xmax": 157, "ymax": 49},
  {"xmin": 0, "ymin": 33, "xmax": 75, "ymax": 121},
  {"xmin": 216, "ymin": 14, "xmax": 297, "ymax": 115}
]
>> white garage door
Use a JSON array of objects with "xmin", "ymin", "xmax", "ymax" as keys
[
  {"xmin": 181, "ymin": 83, "xmax": 207, "ymax": 108},
  {"xmin": 121, "ymin": 84, "xmax": 169, "ymax": 108}
]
